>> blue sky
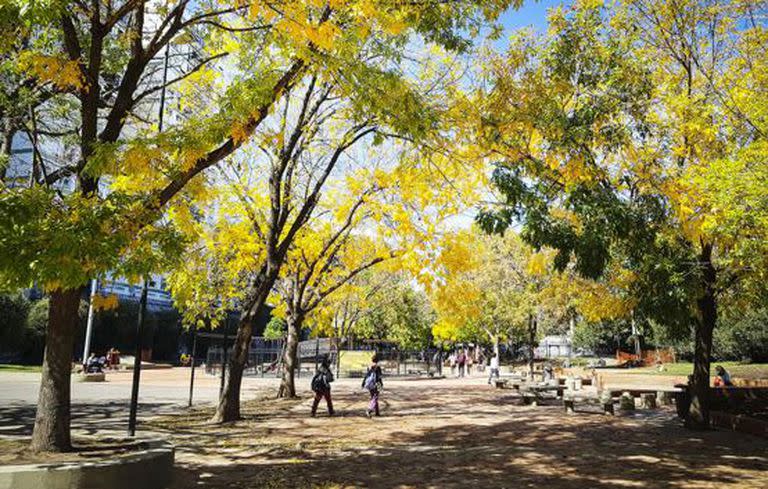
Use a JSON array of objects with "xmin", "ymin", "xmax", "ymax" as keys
[{"xmin": 499, "ymin": 0, "xmax": 566, "ymax": 33}]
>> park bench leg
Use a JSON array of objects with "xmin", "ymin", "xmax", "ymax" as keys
[
  {"xmin": 657, "ymin": 391, "xmax": 673, "ymax": 406},
  {"xmin": 564, "ymin": 399, "xmax": 574, "ymax": 414},
  {"xmin": 642, "ymin": 393, "xmax": 657, "ymax": 409},
  {"xmin": 603, "ymin": 402, "xmax": 614, "ymax": 416}
]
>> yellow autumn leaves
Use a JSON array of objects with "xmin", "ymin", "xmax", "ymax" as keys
[
  {"xmin": 431, "ymin": 229, "xmax": 635, "ymax": 344},
  {"xmin": 18, "ymin": 52, "xmax": 84, "ymax": 91}
]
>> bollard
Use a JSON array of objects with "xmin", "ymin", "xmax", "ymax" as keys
[
  {"xmin": 619, "ymin": 392, "xmax": 635, "ymax": 411},
  {"xmin": 600, "ymin": 391, "xmax": 615, "ymax": 416}
]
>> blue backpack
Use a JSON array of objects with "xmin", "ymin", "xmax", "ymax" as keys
[{"xmin": 363, "ymin": 369, "xmax": 377, "ymax": 391}]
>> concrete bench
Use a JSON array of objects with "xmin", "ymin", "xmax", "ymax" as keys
[
  {"xmin": 521, "ymin": 385, "xmax": 561, "ymax": 406},
  {"xmin": 80, "ymin": 372, "xmax": 106, "ymax": 382},
  {"xmin": 563, "ymin": 392, "xmax": 615, "ymax": 415},
  {"xmin": 605, "ymin": 388, "xmax": 681, "ymax": 399}
]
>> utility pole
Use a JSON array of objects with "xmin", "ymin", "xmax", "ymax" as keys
[
  {"xmin": 188, "ymin": 329, "xmax": 197, "ymax": 408},
  {"xmin": 82, "ymin": 278, "xmax": 98, "ymax": 364},
  {"xmin": 220, "ymin": 315, "xmax": 229, "ymax": 397},
  {"xmin": 127, "ymin": 279, "xmax": 149, "ymax": 436},
  {"xmin": 127, "ymin": 43, "xmax": 170, "ymax": 437}
]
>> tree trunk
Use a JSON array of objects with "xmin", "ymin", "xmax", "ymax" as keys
[
  {"xmin": 687, "ymin": 244, "xmax": 717, "ymax": 429},
  {"xmin": 30, "ymin": 288, "xmax": 82, "ymax": 452},
  {"xmin": 277, "ymin": 315, "xmax": 302, "ymax": 398},
  {"xmin": 211, "ymin": 269, "xmax": 278, "ymax": 423},
  {"xmin": 493, "ymin": 334, "xmax": 500, "ymax": 358},
  {"xmin": 210, "ymin": 312, "xmax": 253, "ymax": 423},
  {"xmin": 528, "ymin": 314, "xmax": 536, "ymax": 379}
]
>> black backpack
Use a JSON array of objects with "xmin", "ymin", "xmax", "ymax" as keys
[{"xmin": 311, "ymin": 371, "xmax": 328, "ymax": 393}]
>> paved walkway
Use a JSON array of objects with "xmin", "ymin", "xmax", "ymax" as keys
[
  {"xmin": 2, "ymin": 370, "xmax": 767, "ymax": 488},
  {"xmin": 0, "ymin": 368, "xmax": 280, "ymax": 438}
]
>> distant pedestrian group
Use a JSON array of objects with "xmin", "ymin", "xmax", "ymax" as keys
[{"xmin": 450, "ymin": 348, "xmax": 480, "ymax": 378}]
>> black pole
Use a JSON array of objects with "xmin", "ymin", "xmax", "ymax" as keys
[
  {"xmin": 188, "ymin": 329, "xmax": 197, "ymax": 408},
  {"xmin": 127, "ymin": 45, "xmax": 169, "ymax": 435},
  {"xmin": 157, "ymin": 46, "xmax": 170, "ymax": 133},
  {"xmin": 128, "ymin": 279, "xmax": 148, "ymax": 437},
  {"xmin": 220, "ymin": 316, "xmax": 228, "ymax": 397}
]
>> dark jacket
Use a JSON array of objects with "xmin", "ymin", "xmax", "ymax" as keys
[
  {"xmin": 362, "ymin": 364, "xmax": 383, "ymax": 390},
  {"xmin": 312, "ymin": 364, "xmax": 335, "ymax": 392}
]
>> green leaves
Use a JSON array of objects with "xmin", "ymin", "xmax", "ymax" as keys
[{"xmin": 0, "ymin": 187, "xmax": 187, "ymax": 291}]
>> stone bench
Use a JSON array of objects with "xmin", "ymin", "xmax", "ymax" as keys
[
  {"xmin": 80, "ymin": 372, "xmax": 106, "ymax": 382},
  {"xmin": 563, "ymin": 392, "xmax": 615, "ymax": 416},
  {"xmin": 521, "ymin": 386, "xmax": 561, "ymax": 406}
]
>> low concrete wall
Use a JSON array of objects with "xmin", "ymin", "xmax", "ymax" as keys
[{"xmin": 0, "ymin": 439, "xmax": 174, "ymax": 489}]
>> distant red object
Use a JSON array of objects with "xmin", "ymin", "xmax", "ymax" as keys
[{"xmin": 616, "ymin": 348, "xmax": 676, "ymax": 366}]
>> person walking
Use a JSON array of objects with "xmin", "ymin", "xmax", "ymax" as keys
[
  {"xmin": 487, "ymin": 352, "xmax": 500, "ymax": 385},
  {"xmin": 466, "ymin": 350, "xmax": 474, "ymax": 376},
  {"xmin": 311, "ymin": 355, "xmax": 335, "ymax": 417},
  {"xmin": 457, "ymin": 350, "xmax": 466, "ymax": 378},
  {"xmin": 363, "ymin": 353, "xmax": 384, "ymax": 417}
]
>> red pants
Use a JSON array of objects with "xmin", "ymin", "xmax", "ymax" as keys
[{"xmin": 312, "ymin": 390, "xmax": 334, "ymax": 415}]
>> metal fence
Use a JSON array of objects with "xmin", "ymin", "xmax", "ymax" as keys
[
  {"xmin": 336, "ymin": 348, "xmax": 445, "ymax": 378},
  {"xmin": 204, "ymin": 337, "xmax": 449, "ymax": 379},
  {"xmin": 205, "ymin": 337, "xmax": 285, "ymax": 377}
]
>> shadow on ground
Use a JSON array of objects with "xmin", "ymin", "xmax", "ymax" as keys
[
  {"xmin": 0, "ymin": 401, "xmax": 176, "ymax": 437},
  {"xmin": 149, "ymin": 382, "xmax": 768, "ymax": 489}
]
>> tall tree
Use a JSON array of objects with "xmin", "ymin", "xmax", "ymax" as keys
[
  {"xmin": 171, "ymin": 0, "xmax": 514, "ymax": 422},
  {"xmin": 475, "ymin": 0, "xmax": 768, "ymax": 428},
  {"xmin": 273, "ymin": 216, "xmax": 396, "ymax": 398},
  {"xmin": 0, "ymin": 0, "xmax": 513, "ymax": 451}
]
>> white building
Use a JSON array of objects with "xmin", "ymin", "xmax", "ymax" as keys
[{"xmin": 535, "ymin": 335, "xmax": 573, "ymax": 359}]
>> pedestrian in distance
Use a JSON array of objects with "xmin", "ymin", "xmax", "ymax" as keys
[
  {"xmin": 363, "ymin": 353, "xmax": 384, "ymax": 417},
  {"xmin": 311, "ymin": 355, "xmax": 335, "ymax": 417},
  {"xmin": 487, "ymin": 351, "xmax": 500, "ymax": 385},
  {"xmin": 466, "ymin": 350, "xmax": 474, "ymax": 376},
  {"xmin": 457, "ymin": 350, "xmax": 466, "ymax": 378}
]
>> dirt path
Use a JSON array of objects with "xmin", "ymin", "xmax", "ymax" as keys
[{"xmin": 141, "ymin": 377, "xmax": 768, "ymax": 489}]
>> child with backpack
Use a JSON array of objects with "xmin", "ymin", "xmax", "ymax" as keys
[
  {"xmin": 311, "ymin": 356, "xmax": 335, "ymax": 417},
  {"xmin": 362, "ymin": 353, "xmax": 383, "ymax": 417}
]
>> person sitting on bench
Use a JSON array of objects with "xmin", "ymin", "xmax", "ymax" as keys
[{"xmin": 714, "ymin": 365, "xmax": 733, "ymax": 387}]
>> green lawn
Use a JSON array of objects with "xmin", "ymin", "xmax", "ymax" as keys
[
  {"xmin": 0, "ymin": 364, "xmax": 41, "ymax": 373},
  {"xmin": 623, "ymin": 361, "xmax": 768, "ymax": 379},
  {"xmin": 338, "ymin": 351, "xmax": 376, "ymax": 373}
]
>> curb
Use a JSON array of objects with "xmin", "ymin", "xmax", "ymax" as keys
[{"xmin": 0, "ymin": 439, "xmax": 174, "ymax": 489}]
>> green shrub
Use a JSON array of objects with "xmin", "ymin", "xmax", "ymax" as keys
[
  {"xmin": 714, "ymin": 308, "xmax": 768, "ymax": 362},
  {"xmin": 0, "ymin": 293, "xmax": 30, "ymax": 353}
]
